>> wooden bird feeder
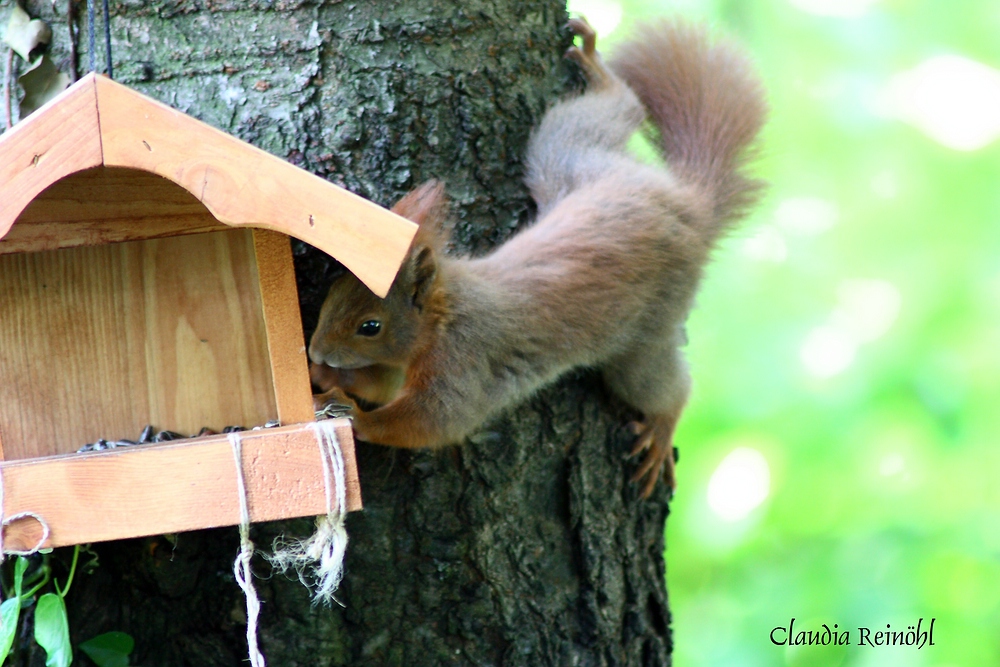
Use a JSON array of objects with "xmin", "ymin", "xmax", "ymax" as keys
[{"xmin": 0, "ymin": 73, "xmax": 416, "ymax": 552}]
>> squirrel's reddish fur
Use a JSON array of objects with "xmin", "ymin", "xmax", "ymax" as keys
[{"xmin": 310, "ymin": 18, "xmax": 767, "ymax": 497}]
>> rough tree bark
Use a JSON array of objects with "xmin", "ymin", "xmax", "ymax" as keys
[{"xmin": 5, "ymin": 1, "xmax": 672, "ymax": 665}]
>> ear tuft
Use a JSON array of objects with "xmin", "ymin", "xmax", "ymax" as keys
[
  {"xmin": 410, "ymin": 245, "xmax": 438, "ymax": 310},
  {"xmin": 392, "ymin": 181, "xmax": 450, "ymax": 250},
  {"xmin": 391, "ymin": 182, "xmax": 449, "ymax": 309}
]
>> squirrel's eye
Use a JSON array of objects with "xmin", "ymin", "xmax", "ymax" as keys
[{"xmin": 356, "ymin": 320, "xmax": 382, "ymax": 337}]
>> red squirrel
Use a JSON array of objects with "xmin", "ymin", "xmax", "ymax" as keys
[{"xmin": 309, "ymin": 18, "xmax": 767, "ymax": 497}]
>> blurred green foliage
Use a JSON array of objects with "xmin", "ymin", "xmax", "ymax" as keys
[{"xmin": 568, "ymin": 0, "xmax": 1000, "ymax": 664}]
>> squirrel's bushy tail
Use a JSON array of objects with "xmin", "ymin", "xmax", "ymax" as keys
[{"xmin": 611, "ymin": 20, "xmax": 767, "ymax": 234}]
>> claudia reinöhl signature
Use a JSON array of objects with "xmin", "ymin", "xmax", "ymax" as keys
[{"xmin": 770, "ymin": 618, "xmax": 936, "ymax": 648}]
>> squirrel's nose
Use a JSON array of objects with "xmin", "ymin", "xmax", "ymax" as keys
[{"xmin": 307, "ymin": 345, "xmax": 324, "ymax": 365}]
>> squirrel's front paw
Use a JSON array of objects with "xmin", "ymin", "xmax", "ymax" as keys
[
  {"xmin": 313, "ymin": 386, "xmax": 358, "ymax": 416},
  {"xmin": 310, "ymin": 362, "xmax": 341, "ymax": 393}
]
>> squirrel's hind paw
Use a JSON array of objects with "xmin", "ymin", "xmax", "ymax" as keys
[
  {"xmin": 567, "ymin": 17, "xmax": 597, "ymax": 55},
  {"xmin": 566, "ymin": 17, "xmax": 613, "ymax": 89},
  {"xmin": 628, "ymin": 415, "xmax": 678, "ymax": 499}
]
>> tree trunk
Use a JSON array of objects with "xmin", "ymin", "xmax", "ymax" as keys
[{"xmin": 10, "ymin": 1, "xmax": 672, "ymax": 664}]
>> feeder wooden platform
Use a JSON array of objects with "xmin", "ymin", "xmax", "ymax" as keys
[
  {"xmin": 1, "ymin": 422, "xmax": 361, "ymax": 553},
  {"xmin": 0, "ymin": 73, "xmax": 415, "ymax": 549}
]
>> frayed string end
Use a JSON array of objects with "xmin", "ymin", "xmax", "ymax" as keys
[
  {"xmin": 266, "ymin": 420, "xmax": 348, "ymax": 606},
  {"xmin": 229, "ymin": 432, "xmax": 266, "ymax": 667}
]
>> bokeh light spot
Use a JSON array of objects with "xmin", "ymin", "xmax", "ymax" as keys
[
  {"xmin": 566, "ymin": 0, "xmax": 623, "ymax": 37},
  {"xmin": 788, "ymin": 0, "xmax": 880, "ymax": 18},
  {"xmin": 707, "ymin": 447, "xmax": 771, "ymax": 522},
  {"xmin": 884, "ymin": 55, "xmax": 1000, "ymax": 151}
]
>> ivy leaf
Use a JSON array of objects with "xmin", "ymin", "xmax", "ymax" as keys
[
  {"xmin": 34, "ymin": 593, "xmax": 72, "ymax": 667},
  {"xmin": 0, "ymin": 599, "xmax": 19, "ymax": 662},
  {"xmin": 3, "ymin": 3, "xmax": 52, "ymax": 61},
  {"xmin": 78, "ymin": 631, "xmax": 134, "ymax": 667},
  {"xmin": 17, "ymin": 54, "xmax": 70, "ymax": 118},
  {"xmin": 0, "ymin": 557, "xmax": 29, "ymax": 663}
]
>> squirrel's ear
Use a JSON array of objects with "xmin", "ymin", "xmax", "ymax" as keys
[
  {"xmin": 392, "ymin": 181, "xmax": 448, "ymax": 309},
  {"xmin": 409, "ymin": 244, "xmax": 438, "ymax": 310},
  {"xmin": 392, "ymin": 180, "xmax": 449, "ymax": 248}
]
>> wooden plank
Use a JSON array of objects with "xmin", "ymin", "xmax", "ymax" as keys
[
  {"xmin": 252, "ymin": 230, "xmax": 315, "ymax": 425},
  {"xmin": 94, "ymin": 75, "xmax": 416, "ymax": 298},
  {"xmin": 0, "ymin": 75, "xmax": 103, "ymax": 243},
  {"xmin": 0, "ymin": 421, "xmax": 362, "ymax": 551},
  {"xmin": 0, "ymin": 167, "xmax": 229, "ymax": 255},
  {"xmin": 0, "ymin": 229, "xmax": 277, "ymax": 460},
  {"xmin": 136, "ymin": 230, "xmax": 278, "ymax": 440}
]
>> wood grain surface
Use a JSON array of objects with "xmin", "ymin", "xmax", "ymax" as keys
[
  {"xmin": 0, "ymin": 229, "xmax": 277, "ymax": 459},
  {"xmin": 0, "ymin": 77, "xmax": 102, "ymax": 245},
  {"xmin": 0, "ymin": 420, "xmax": 361, "ymax": 551},
  {"xmin": 0, "ymin": 167, "xmax": 229, "ymax": 255}
]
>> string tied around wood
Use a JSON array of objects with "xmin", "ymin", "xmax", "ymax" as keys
[
  {"xmin": 227, "ymin": 418, "xmax": 350, "ymax": 666},
  {"xmin": 228, "ymin": 432, "xmax": 267, "ymax": 667},
  {"xmin": 266, "ymin": 420, "xmax": 349, "ymax": 606},
  {"xmin": 0, "ymin": 464, "xmax": 51, "ymax": 566},
  {"xmin": 0, "ymin": 469, "xmax": 51, "ymax": 636}
]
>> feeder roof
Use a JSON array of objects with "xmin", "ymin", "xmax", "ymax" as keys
[{"xmin": 0, "ymin": 73, "xmax": 416, "ymax": 297}]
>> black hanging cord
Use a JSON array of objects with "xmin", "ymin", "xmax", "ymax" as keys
[
  {"xmin": 103, "ymin": 0, "xmax": 113, "ymax": 79},
  {"xmin": 87, "ymin": 0, "xmax": 95, "ymax": 73},
  {"xmin": 67, "ymin": 0, "xmax": 78, "ymax": 81},
  {"xmin": 85, "ymin": 0, "xmax": 113, "ymax": 79}
]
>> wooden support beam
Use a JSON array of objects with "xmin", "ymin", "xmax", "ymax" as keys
[
  {"xmin": 0, "ymin": 421, "xmax": 361, "ymax": 552},
  {"xmin": 252, "ymin": 229, "xmax": 315, "ymax": 425}
]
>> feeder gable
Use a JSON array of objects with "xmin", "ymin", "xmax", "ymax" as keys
[{"xmin": 0, "ymin": 73, "xmax": 417, "ymax": 298}]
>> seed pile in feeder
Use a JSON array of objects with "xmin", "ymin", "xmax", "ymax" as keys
[{"xmin": 77, "ymin": 421, "xmax": 281, "ymax": 453}]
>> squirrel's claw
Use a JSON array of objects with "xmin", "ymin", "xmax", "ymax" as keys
[
  {"xmin": 628, "ymin": 416, "xmax": 678, "ymax": 499},
  {"xmin": 565, "ymin": 17, "xmax": 613, "ymax": 90},
  {"xmin": 627, "ymin": 420, "xmax": 647, "ymax": 442},
  {"xmin": 567, "ymin": 17, "xmax": 597, "ymax": 55}
]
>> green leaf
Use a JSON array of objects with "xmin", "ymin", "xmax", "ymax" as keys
[
  {"xmin": 0, "ymin": 557, "xmax": 30, "ymax": 662},
  {"xmin": 3, "ymin": 3, "xmax": 52, "ymax": 61},
  {"xmin": 13, "ymin": 556, "xmax": 27, "ymax": 598},
  {"xmin": 78, "ymin": 631, "xmax": 134, "ymax": 667},
  {"xmin": 17, "ymin": 54, "xmax": 70, "ymax": 118},
  {"xmin": 34, "ymin": 593, "xmax": 72, "ymax": 667},
  {"xmin": 0, "ymin": 598, "xmax": 20, "ymax": 663}
]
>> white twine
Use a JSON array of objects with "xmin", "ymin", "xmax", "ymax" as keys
[
  {"xmin": 228, "ymin": 432, "xmax": 267, "ymax": 667},
  {"xmin": 0, "ymin": 463, "xmax": 51, "ymax": 566},
  {"xmin": 266, "ymin": 420, "xmax": 348, "ymax": 605}
]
